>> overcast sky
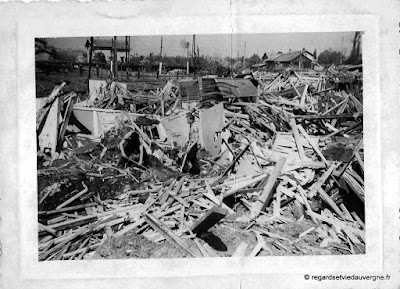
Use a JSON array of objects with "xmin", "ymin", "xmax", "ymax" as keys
[{"xmin": 45, "ymin": 32, "xmax": 357, "ymax": 58}]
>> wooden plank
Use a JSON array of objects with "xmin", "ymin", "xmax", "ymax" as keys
[
  {"xmin": 56, "ymin": 182, "xmax": 89, "ymax": 210},
  {"xmin": 224, "ymin": 111, "xmax": 250, "ymax": 120},
  {"xmin": 298, "ymin": 227, "xmax": 315, "ymax": 239},
  {"xmin": 127, "ymin": 186, "xmax": 162, "ymax": 195},
  {"xmin": 296, "ymin": 185, "xmax": 318, "ymax": 224},
  {"xmin": 291, "ymin": 113, "xmax": 361, "ymax": 120},
  {"xmin": 48, "ymin": 215, "xmax": 98, "ymax": 231},
  {"xmin": 192, "ymin": 238, "xmax": 210, "ymax": 257},
  {"xmin": 57, "ymin": 94, "xmax": 76, "ymax": 151},
  {"xmin": 232, "ymin": 241, "xmax": 249, "ymax": 257},
  {"xmin": 307, "ymin": 164, "xmax": 336, "ymax": 198},
  {"xmin": 191, "ymin": 206, "xmax": 228, "ymax": 234},
  {"xmin": 297, "ymin": 124, "xmax": 328, "ymax": 166},
  {"xmin": 317, "ymin": 188, "xmax": 349, "ymax": 220},
  {"xmin": 300, "ymin": 83, "xmax": 308, "ymax": 106},
  {"xmin": 54, "ymin": 242, "xmax": 71, "ymax": 260},
  {"xmin": 351, "ymin": 212, "xmax": 365, "ymax": 229},
  {"xmin": 203, "ymin": 181, "xmax": 235, "ymax": 215},
  {"xmin": 202, "ymin": 243, "xmax": 219, "ymax": 257},
  {"xmin": 221, "ymin": 142, "xmax": 251, "ymax": 176},
  {"xmin": 308, "ymin": 211, "xmax": 365, "ymax": 238},
  {"xmin": 290, "ymin": 118, "xmax": 305, "ymax": 160},
  {"xmin": 38, "ymin": 96, "xmax": 60, "ymax": 157},
  {"xmin": 36, "ymin": 82, "xmax": 66, "ymax": 130},
  {"xmin": 250, "ymin": 157, "xmax": 286, "ymax": 219},
  {"xmin": 249, "ymin": 231, "xmax": 271, "ymax": 257},
  {"xmin": 354, "ymin": 151, "xmax": 364, "ymax": 172},
  {"xmin": 340, "ymin": 203, "xmax": 354, "ymax": 220},
  {"xmin": 321, "ymin": 97, "xmax": 349, "ymax": 115},
  {"xmin": 222, "ymin": 174, "xmax": 268, "ymax": 199},
  {"xmin": 330, "ymin": 97, "xmax": 349, "ymax": 128},
  {"xmin": 341, "ymin": 171, "xmax": 365, "ymax": 202},
  {"xmin": 114, "ymin": 204, "xmax": 182, "ymax": 237},
  {"xmin": 144, "ymin": 213, "xmax": 201, "ymax": 257},
  {"xmin": 38, "ymin": 223, "xmax": 57, "ymax": 236}
]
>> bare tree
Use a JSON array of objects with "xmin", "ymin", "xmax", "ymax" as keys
[
  {"xmin": 180, "ymin": 39, "xmax": 190, "ymax": 58},
  {"xmin": 180, "ymin": 39, "xmax": 190, "ymax": 73}
]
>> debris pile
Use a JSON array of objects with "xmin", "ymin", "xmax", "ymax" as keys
[{"xmin": 37, "ymin": 70, "xmax": 365, "ymax": 260}]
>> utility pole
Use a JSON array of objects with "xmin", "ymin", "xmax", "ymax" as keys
[
  {"xmin": 113, "ymin": 36, "xmax": 118, "ymax": 80},
  {"xmin": 88, "ymin": 37, "xmax": 93, "ymax": 81},
  {"xmin": 186, "ymin": 39, "xmax": 189, "ymax": 75},
  {"xmin": 340, "ymin": 36, "xmax": 344, "ymax": 64},
  {"xmin": 192, "ymin": 35, "xmax": 196, "ymax": 76},
  {"xmin": 197, "ymin": 46, "xmax": 200, "ymax": 75},
  {"xmin": 160, "ymin": 35, "xmax": 163, "ymax": 60},
  {"xmin": 158, "ymin": 35, "xmax": 163, "ymax": 76},
  {"xmin": 243, "ymin": 42, "xmax": 246, "ymax": 70},
  {"xmin": 126, "ymin": 36, "xmax": 129, "ymax": 80}
]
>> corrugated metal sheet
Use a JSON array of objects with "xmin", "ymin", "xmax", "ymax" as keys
[
  {"xmin": 178, "ymin": 80, "xmax": 201, "ymax": 101},
  {"xmin": 215, "ymin": 78, "xmax": 257, "ymax": 99}
]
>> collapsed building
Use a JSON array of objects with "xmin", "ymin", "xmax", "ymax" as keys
[{"xmin": 37, "ymin": 66, "xmax": 364, "ymax": 260}]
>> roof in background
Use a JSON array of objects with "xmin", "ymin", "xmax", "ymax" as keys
[
  {"xmin": 92, "ymin": 39, "xmax": 129, "ymax": 52},
  {"xmin": 267, "ymin": 50, "xmax": 314, "ymax": 62}
]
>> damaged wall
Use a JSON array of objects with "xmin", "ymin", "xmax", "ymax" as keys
[{"xmin": 200, "ymin": 102, "xmax": 224, "ymax": 156}]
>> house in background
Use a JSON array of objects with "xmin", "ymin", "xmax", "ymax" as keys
[
  {"xmin": 35, "ymin": 38, "xmax": 53, "ymax": 61},
  {"xmin": 265, "ymin": 49, "xmax": 315, "ymax": 70}
]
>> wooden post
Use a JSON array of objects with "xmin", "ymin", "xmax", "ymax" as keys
[
  {"xmin": 290, "ymin": 118, "xmax": 305, "ymax": 160},
  {"xmin": 113, "ymin": 36, "xmax": 118, "ymax": 80},
  {"xmin": 159, "ymin": 35, "xmax": 163, "ymax": 60},
  {"xmin": 126, "ymin": 36, "xmax": 129, "ymax": 80},
  {"xmin": 88, "ymin": 37, "xmax": 93, "ymax": 83},
  {"xmin": 192, "ymin": 35, "xmax": 196, "ymax": 77},
  {"xmin": 243, "ymin": 42, "xmax": 246, "ymax": 70}
]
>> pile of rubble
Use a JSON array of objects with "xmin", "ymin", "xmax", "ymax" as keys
[{"xmin": 37, "ymin": 71, "xmax": 364, "ymax": 260}]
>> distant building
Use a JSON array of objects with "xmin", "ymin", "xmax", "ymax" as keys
[
  {"xmin": 261, "ymin": 52, "xmax": 268, "ymax": 61},
  {"xmin": 75, "ymin": 54, "xmax": 87, "ymax": 63},
  {"xmin": 265, "ymin": 49, "xmax": 315, "ymax": 70}
]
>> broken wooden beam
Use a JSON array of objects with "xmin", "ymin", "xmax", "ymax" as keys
[
  {"xmin": 36, "ymin": 82, "xmax": 66, "ymax": 130},
  {"xmin": 290, "ymin": 118, "xmax": 305, "ymax": 160},
  {"xmin": 250, "ymin": 157, "xmax": 286, "ymax": 219},
  {"xmin": 297, "ymin": 124, "xmax": 328, "ymax": 166},
  {"xmin": 38, "ymin": 222, "xmax": 57, "ymax": 236},
  {"xmin": 144, "ymin": 213, "xmax": 202, "ymax": 257},
  {"xmin": 221, "ymin": 142, "xmax": 251, "ymax": 176},
  {"xmin": 57, "ymin": 93, "xmax": 76, "ymax": 152},
  {"xmin": 56, "ymin": 182, "xmax": 89, "ymax": 210},
  {"xmin": 47, "ymin": 215, "xmax": 98, "ymax": 231},
  {"xmin": 222, "ymin": 174, "xmax": 268, "ymax": 199},
  {"xmin": 307, "ymin": 164, "xmax": 336, "ymax": 198},
  {"xmin": 291, "ymin": 113, "xmax": 362, "ymax": 120},
  {"xmin": 191, "ymin": 205, "xmax": 228, "ymax": 234},
  {"xmin": 232, "ymin": 241, "xmax": 249, "ymax": 257}
]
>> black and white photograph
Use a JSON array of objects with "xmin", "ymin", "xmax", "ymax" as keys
[
  {"xmin": 2, "ymin": 1, "xmax": 398, "ymax": 288},
  {"xmin": 36, "ymin": 32, "xmax": 365, "ymax": 261}
]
